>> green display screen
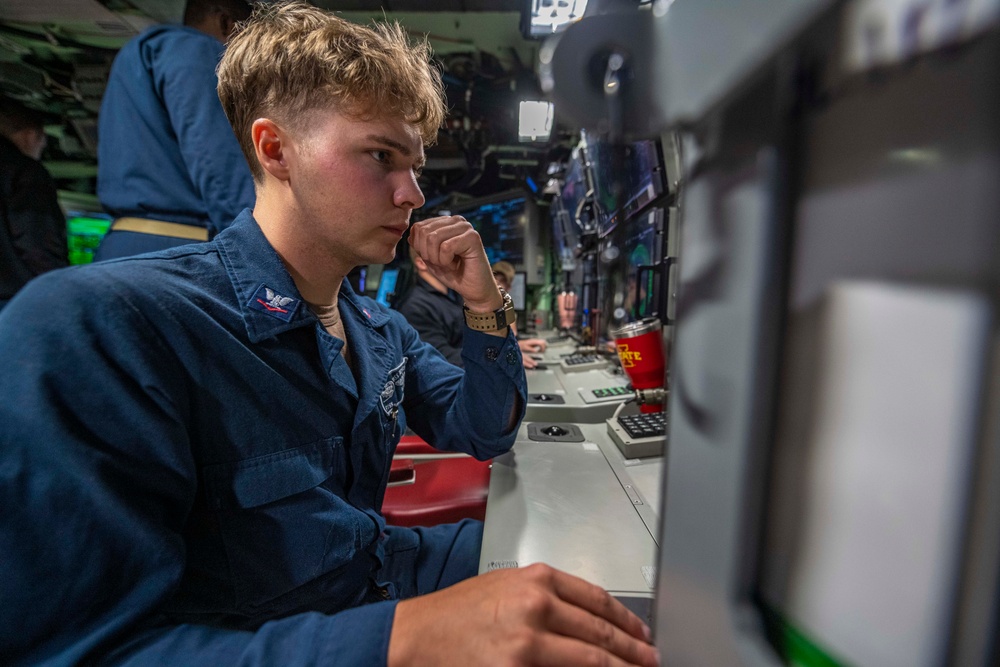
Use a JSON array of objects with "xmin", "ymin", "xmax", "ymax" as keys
[
  {"xmin": 66, "ymin": 215, "xmax": 112, "ymax": 265},
  {"xmin": 761, "ymin": 605, "xmax": 849, "ymax": 667}
]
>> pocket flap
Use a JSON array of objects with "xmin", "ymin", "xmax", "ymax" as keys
[{"xmin": 204, "ymin": 437, "xmax": 341, "ymax": 510}]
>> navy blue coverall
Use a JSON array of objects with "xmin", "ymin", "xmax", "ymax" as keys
[{"xmin": 0, "ymin": 209, "xmax": 527, "ymax": 665}]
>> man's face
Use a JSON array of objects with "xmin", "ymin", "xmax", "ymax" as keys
[
  {"xmin": 288, "ymin": 108, "xmax": 426, "ymax": 273},
  {"xmin": 12, "ymin": 128, "xmax": 46, "ymax": 161}
]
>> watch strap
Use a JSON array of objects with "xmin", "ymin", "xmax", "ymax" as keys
[{"xmin": 464, "ymin": 288, "xmax": 516, "ymax": 332}]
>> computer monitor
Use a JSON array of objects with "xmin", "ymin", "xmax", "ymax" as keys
[
  {"xmin": 591, "ymin": 207, "xmax": 666, "ymax": 348},
  {"xmin": 550, "ymin": 151, "xmax": 590, "ymax": 330},
  {"xmin": 349, "ymin": 266, "xmax": 367, "ymax": 294},
  {"xmin": 579, "ymin": 135, "xmax": 669, "ymax": 340},
  {"xmin": 364, "ymin": 264, "xmax": 384, "ymax": 297},
  {"xmin": 375, "ymin": 268, "xmax": 400, "ymax": 307},
  {"xmin": 559, "ymin": 148, "xmax": 590, "ymax": 235},
  {"xmin": 447, "ymin": 190, "xmax": 545, "ymax": 285},
  {"xmin": 655, "ymin": 14, "xmax": 999, "ymax": 667},
  {"xmin": 583, "ymin": 132, "xmax": 666, "ymax": 237},
  {"xmin": 615, "ymin": 207, "xmax": 666, "ymax": 324},
  {"xmin": 552, "ymin": 196, "xmax": 578, "ymax": 273},
  {"xmin": 509, "ymin": 271, "xmax": 527, "ymax": 311}
]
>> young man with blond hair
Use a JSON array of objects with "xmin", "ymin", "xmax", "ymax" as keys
[{"xmin": 0, "ymin": 3, "xmax": 659, "ymax": 666}]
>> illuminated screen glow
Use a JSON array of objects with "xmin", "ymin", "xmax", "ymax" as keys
[{"xmin": 454, "ymin": 195, "xmax": 529, "ymax": 266}]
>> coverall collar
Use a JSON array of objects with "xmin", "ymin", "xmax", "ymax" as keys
[{"xmin": 215, "ymin": 209, "xmax": 390, "ymax": 343}]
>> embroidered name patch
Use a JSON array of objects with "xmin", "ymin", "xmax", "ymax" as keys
[
  {"xmin": 249, "ymin": 285, "xmax": 299, "ymax": 322},
  {"xmin": 379, "ymin": 359, "xmax": 407, "ymax": 417}
]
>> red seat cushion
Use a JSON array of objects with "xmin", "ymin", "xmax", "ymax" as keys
[
  {"xmin": 382, "ymin": 450, "xmax": 492, "ymax": 528},
  {"xmin": 395, "ymin": 434, "xmax": 441, "ymax": 457}
]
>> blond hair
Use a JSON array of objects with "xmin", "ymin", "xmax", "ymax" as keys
[{"xmin": 217, "ymin": 1, "xmax": 446, "ymax": 180}]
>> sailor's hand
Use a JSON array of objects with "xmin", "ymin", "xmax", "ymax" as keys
[
  {"xmin": 409, "ymin": 216, "xmax": 502, "ymax": 313},
  {"xmin": 518, "ymin": 338, "xmax": 547, "ymax": 354},
  {"xmin": 388, "ymin": 563, "xmax": 659, "ymax": 667}
]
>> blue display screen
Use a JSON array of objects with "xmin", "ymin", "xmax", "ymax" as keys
[
  {"xmin": 375, "ymin": 268, "xmax": 400, "ymax": 307},
  {"xmin": 454, "ymin": 193, "xmax": 529, "ymax": 265}
]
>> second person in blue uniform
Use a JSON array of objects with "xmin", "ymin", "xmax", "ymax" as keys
[{"xmin": 95, "ymin": 0, "xmax": 255, "ymax": 259}]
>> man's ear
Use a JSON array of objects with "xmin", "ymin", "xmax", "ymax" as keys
[{"xmin": 252, "ymin": 118, "xmax": 290, "ymax": 182}]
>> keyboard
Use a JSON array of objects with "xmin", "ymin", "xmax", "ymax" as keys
[
  {"xmin": 617, "ymin": 412, "xmax": 667, "ymax": 439},
  {"xmin": 560, "ymin": 353, "xmax": 607, "ymax": 373},
  {"xmin": 564, "ymin": 354, "xmax": 600, "ymax": 366}
]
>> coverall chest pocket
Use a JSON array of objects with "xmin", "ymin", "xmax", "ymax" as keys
[{"xmin": 203, "ymin": 436, "xmax": 362, "ymax": 611}]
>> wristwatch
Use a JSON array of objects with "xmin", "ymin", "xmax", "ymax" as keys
[{"xmin": 464, "ymin": 288, "xmax": 516, "ymax": 332}]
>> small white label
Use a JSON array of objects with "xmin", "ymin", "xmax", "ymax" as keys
[
  {"xmin": 641, "ymin": 566, "xmax": 657, "ymax": 590},
  {"xmin": 582, "ymin": 442, "xmax": 599, "ymax": 451},
  {"xmin": 487, "ymin": 560, "xmax": 518, "ymax": 571}
]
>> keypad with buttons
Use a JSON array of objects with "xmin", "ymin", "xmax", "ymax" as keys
[
  {"xmin": 592, "ymin": 386, "xmax": 631, "ymax": 398},
  {"xmin": 617, "ymin": 412, "xmax": 667, "ymax": 439},
  {"xmin": 564, "ymin": 354, "xmax": 600, "ymax": 366}
]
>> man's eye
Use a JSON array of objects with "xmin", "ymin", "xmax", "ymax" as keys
[
  {"xmin": 371, "ymin": 150, "xmax": 391, "ymax": 164},
  {"xmin": 413, "ymin": 166, "xmax": 424, "ymax": 178}
]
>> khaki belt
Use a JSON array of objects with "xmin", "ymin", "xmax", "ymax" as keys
[{"xmin": 111, "ymin": 217, "xmax": 209, "ymax": 241}]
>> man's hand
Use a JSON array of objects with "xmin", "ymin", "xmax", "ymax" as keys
[
  {"xmin": 388, "ymin": 564, "xmax": 659, "ymax": 667},
  {"xmin": 518, "ymin": 338, "xmax": 547, "ymax": 355},
  {"xmin": 519, "ymin": 338, "xmax": 547, "ymax": 369},
  {"xmin": 409, "ymin": 216, "xmax": 501, "ymax": 313}
]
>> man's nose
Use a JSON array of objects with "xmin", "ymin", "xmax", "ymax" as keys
[{"xmin": 395, "ymin": 171, "xmax": 426, "ymax": 210}]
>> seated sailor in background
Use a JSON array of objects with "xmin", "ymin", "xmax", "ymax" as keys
[
  {"xmin": 0, "ymin": 3, "xmax": 658, "ymax": 666},
  {"xmin": 396, "ymin": 244, "xmax": 468, "ymax": 366},
  {"xmin": 492, "ymin": 260, "xmax": 549, "ymax": 361},
  {"xmin": 398, "ymin": 251, "xmax": 544, "ymax": 369}
]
